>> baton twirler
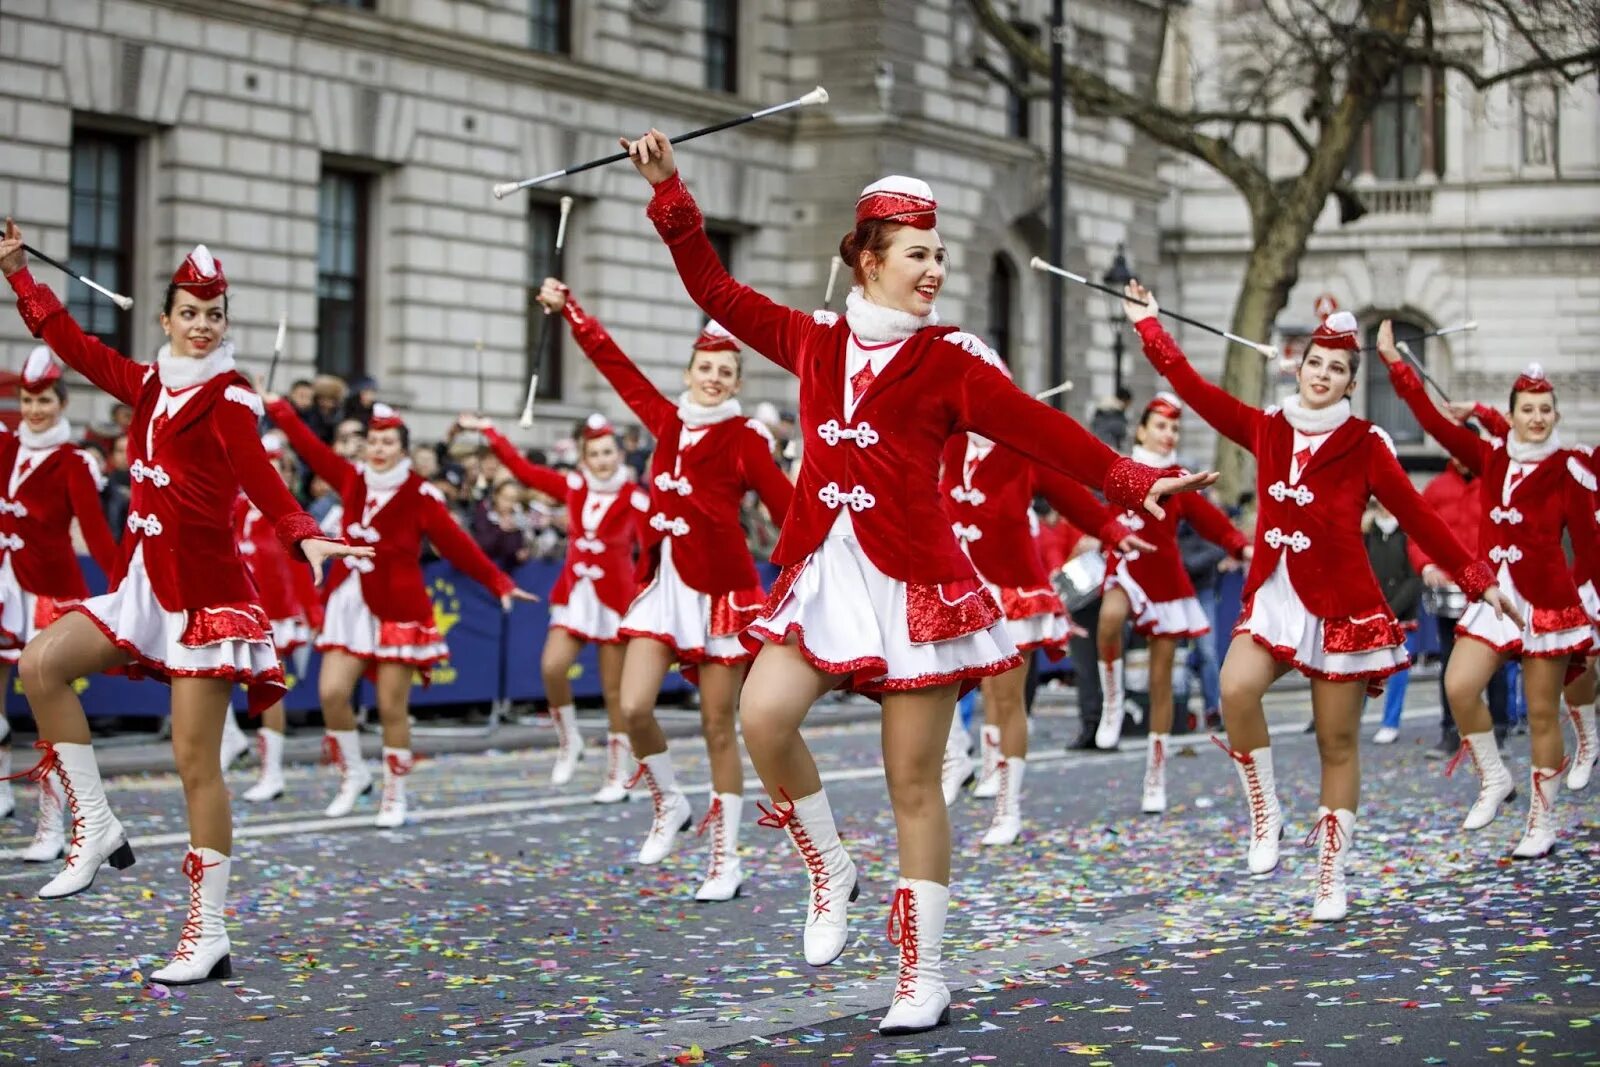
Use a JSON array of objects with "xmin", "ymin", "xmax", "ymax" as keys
[
  {"xmin": 493, "ymin": 88, "xmax": 830, "ymax": 198},
  {"xmin": 23, "ymin": 243, "xmax": 133, "ymax": 309}
]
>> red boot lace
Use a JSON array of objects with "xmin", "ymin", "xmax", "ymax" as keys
[
  {"xmin": 603, "ymin": 736, "xmax": 622, "ymax": 785},
  {"xmin": 1303, "ymin": 811, "xmax": 1347, "ymax": 900},
  {"xmin": 627, "ymin": 764, "xmax": 676, "ymax": 832},
  {"xmin": 697, "ymin": 796, "xmax": 726, "ymax": 880},
  {"xmin": 756, "ymin": 788, "xmax": 833, "ymax": 915},
  {"xmin": 552, "ymin": 708, "xmax": 571, "ymax": 761},
  {"xmin": 255, "ymin": 731, "xmax": 267, "ymax": 765},
  {"xmin": 1444, "ymin": 740, "xmax": 1479, "ymax": 779},
  {"xmin": 1568, "ymin": 705, "xmax": 1593, "ymax": 763},
  {"xmin": 1211, "ymin": 736, "xmax": 1270, "ymax": 843},
  {"xmin": 993, "ymin": 761, "xmax": 1011, "ymax": 823},
  {"xmin": 887, "ymin": 886, "xmax": 920, "ymax": 1002},
  {"xmin": 1145, "ymin": 738, "xmax": 1165, "ymax": 791},
  {"xmin": 170, "ymin": 850, "xmax": 223, "ymax": 962},
  {"xmin": 31, "ymin": 771, "xmax": 62, "ymax": 848},
  {"xmin": 1531, "ymin": 761, "xmax": 1567, "ymax": 815},
  {"xmin": 382, "ymin": 753, "xmax": 412, "ymax": 809},
  {"xmin": 321, "ymin": 735, "xmax": 345, "ymax": 772},
  {"xmin": 14, "ymin": 743, "xmax": 84, "ymax": 866}
]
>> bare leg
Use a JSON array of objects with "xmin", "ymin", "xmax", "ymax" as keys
[
  {"xmin": 259, "ymin": 701, "xmax": 286, "ymax": 734},
  {"xmin": 317, "ymin": 650, "xmax": 370, "ymax": 733},
  {"xmin": 374, "ymin": 662, "xmax": 414, "ymax": 751},
  {"xmin": 1096, "ymin": 586, "xmax": 1131, "ymax": 666},
  {"xmin": 541, "ymin": 628, "xmax": 583, "ymax": 711},
  {"xmin": 1309, "ymin": 677, "xmax": 1366, "ymax": 812},
  {"xmin": 1218, "ymin": 634, "xmax": 1289, "ymax": 752},
  {"xmin": 882, "ymin": 684, "xmax": 961, "ymax": 883},
  {"xmin": 169, "ymin": 677, "xmax": 236, "ymax": 853},
  {"xmin": 738, "ymin": 642, "xmax": 841, "ymax": 798},
  {"xmin": 697, "ymin": 661, "xmax": 747, "ymax": 796},
  {"xmin": 1565, "ymin": 658, "xmax": 1597, "ymax": 708},
  {"xmin": 1443, "ymin": 636, "xmax": 1507, "ymax": 737},
  {"xmin": 983, "ymin": 662, "xmax": 1028, "ymax": 758},
  {"xmin": 619, "ymin": 638, "xmax": 677, "ymax": 759},
  {"xmin": 598, "ymin": 642, "xmax": 626, "ymax": 734},
  {"xmin": 17, "ymin": 614, "xmax": 131, "ymax": 743},
  {"xmin": 1146, "ymin": 637, "xmax": 1178, "ymax": 735},
  {"xmin": 1521, "ymin": 656, "xmax": 1568, "ymax": 771}
]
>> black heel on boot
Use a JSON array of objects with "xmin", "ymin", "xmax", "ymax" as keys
[{"xmin": 108, "ymin": 841, "xmax": 136, "ymax": 870}]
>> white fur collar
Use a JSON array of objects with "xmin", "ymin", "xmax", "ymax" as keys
[
  {"xmin": 156, "ymin": 341, "xmax": 237, "ymax": 392},
  {"xmin": 1279, "ymin": 393, "xmax": 1351, "ymax": 436},
  {"xmin": 1130, "ymin": 444, "xmax": 1175, "ymax": 468},
  {"xmin": 966, "ymin": 432, "xmax": 993, "ymax": 452},
  {"xmin": 844, "ymin": 287, "xmax": 939, "ymax": 343},
  {"xmin": 18, "ymin": 418, "xmax": 71, "ymax": 451},
  {"xmin": 360, "ymin": 457, "xmax": 413, "ymax": 493},
  {"xmin": 583, "ymin": 466, "xmax": 630, "ymax": 494},
  {"xmin": 677, "ymin": 391, "xmax": 742, "ymax": 428},
  {"xmin": 1505, "ymin": 428, "xmax": 1562, "ymax": 464}
]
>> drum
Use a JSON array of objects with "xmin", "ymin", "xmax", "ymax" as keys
[
  {"xmin": 1422, "ymin": 584, "xmax": 1467, "ymax": 620},
  {"xmin": 1053, "ymin": 551, "xmax": 1107, "ymax": 612}
]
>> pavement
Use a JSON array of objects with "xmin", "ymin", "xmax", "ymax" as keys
[{"xmin": 0, "ymin": 684, "xmax": 1595, "ymax": 1067}]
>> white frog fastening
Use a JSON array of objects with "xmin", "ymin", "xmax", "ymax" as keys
[
  {"xmin": 129, "ymin": 460, "xmax": 171, "ymax": 488},
  {"xmin": 949, "ymin": 486, "xmax": 986, "ymax": 506},
  {"xmin": 573, "ymin": 536, "xmax": 606, "ymax": 553},
  {"xmin": 1263, "ymin": 527, "xmax": 1311, "ymax": 553},
  {"xmin": 1268, "ymin": 480, "xmax": 1315, "ymax": 507},
  {"xmin": 653, "ymin": 472, "xmax": 693, "ymax": 496},
  {"xmin": 0, "ymin": 533, "xmax": 24, "ymax": 552},
  {"xmin": 1489, "ymin": 506, "xmax": 1523, "ymax": 526},
  {"xmin": 1489, "ymin": 545, "xmax": 1524, "ymax": 565},
  {"xmin": 573, "ymin": 562, "xmax": 605, "ymax": 580},
  {"xmin": 0, "ymin": 499, "xmax": 27, "ymax": 518},
  {"xmin": 127, "ymin": 512, "xmax": 164, "ymax": 538},
  {"xmin": 650, "ymin": 513, "xmax": 690, "ymax": 537},
  {"xmin": 817, "ymin": 482, "xmax": 876, "ymax": 512},
  {"xmin": 346, "ymin": 523, "xmax": 382, "ymax": 544},
  {"xmin": 952, "ymin": 522, "xmax": 983, "ymax": 542},
  {"xmin": 817, "ymin": 419, "xmax": 879, "ymax": 448}
]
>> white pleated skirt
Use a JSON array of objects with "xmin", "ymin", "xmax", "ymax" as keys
[
  {"xmin": 1456, "ymin": 565, "xmax": 1593, "ymax": 659},
  {"xmin": 1104, "ymin": 559, "xmax": 1211, "ymax": 638},
  {"xmin": 619, "ymin": 541, "xmax": 753, "ymax": 665},
  {"xmin": 317, "ymin": 571, "xmax": 449, "ymax": 667},
  {"xmin": 551, "ymin": 577, "xmax": 624, "ymax": 644},
  {"xmin": 1233, "ymin": 558, "xmax": 1407, "ymax": 685}
]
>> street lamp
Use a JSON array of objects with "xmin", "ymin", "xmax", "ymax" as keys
[{"xmin": 1102, "ymin": 244, "xmax": 1134, "ymax": 394}]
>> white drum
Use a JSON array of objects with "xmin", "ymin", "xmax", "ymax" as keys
[{"xmin": 1054, "ymin": 552, "xmax": 1107, "ymax": 612}]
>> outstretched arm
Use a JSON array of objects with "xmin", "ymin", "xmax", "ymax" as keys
[
  {"xmin": 473, "ymin": 420, "xmax": 572, "ymax": 500},
  {"xmin": 1032, "ymin": 464, "xmax": 1148, "ymax": 553},
  {"xmin": 1368, "ymin": 438, "xmax": 1495, "ymax": 605},
  {"xmin": 65, "ymin": 448, "xmax": 122, "ymax": 576},
  {"xmin": 1124, "ymin": 284, "xmax": 1264, "ymax": 451},
  {"xmin": 1180, "ymin": 489, "xmax": 1250, "ymax": 558},
  {"xmin": 264, "ymin": 396, "xmax": 357, "ymax": 495},
  {"xmin": 1376, "ymin": 321, "xmax": 1490, "ymax": 474},
  {"xmin": 418, "ymin": 490, "xmax": 519, "ymax": 603},
  {"xmin": 627, "ymin": 131, "xmax": 822, "ymax": 375},
  {"xmin": 738, "ymin": 424, "xmax": 793, "ymax": 525},
  {"xmin": 533, "ymin": 283, "xmax": 678, "ymax": 435}
]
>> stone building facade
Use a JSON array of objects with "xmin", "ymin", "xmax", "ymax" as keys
[{"xmin": 0, "ymin": 0, "xmax": 1170, "ymax": 448}]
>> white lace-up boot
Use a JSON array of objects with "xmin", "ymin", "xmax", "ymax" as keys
[
  {"xmin": 1307, "ymin": 806, "xmax": 1355, "ymax": 921},
  {"xmin": 1214, "ymin": 738, "xmax": 1283, "ymax": 875},
  {"xmin": 693, "ymin": 792, "xmax": 744, "ymax": 902},
  {"xmin": 1095, "ymin": 658, "xmax": 1126, "ymax": 749},
  {"xmin": 756, "ymin": 787, "xmax": 858, "ymax": 966},
  {"xmin": 1142, "ymin": 733, "xmax": 1169, "ymax": 814},
  {"xmin": 218, "ymin": 711, "xmax": 251, "ymax": 770},
  {"xmin": 36, "ymin": 742, "xmax": 136, "ymax": 899},
  {"xmin": 877, "ymin": 878, "xmax": 952, "ymax": 1035},
  {"xmin": 21, "ymin": 767, "xmax": 66, "ymax": 862},
  {"xmin": 0, "ymin": 717, "xmax": 14, "ymax": 819},
  {"xmin": 1565, "ymin": 702, "xmax": 1596, "ymax": 791},
  {"xmin": 972, "ymin": 724, "xmax": 1002, "ymax": 798},
  {"xmin": 940, "ymin": 715, "xmax": 974, "ymax": 806},
  {"xmin": 1511, "ymin": 765, "xmax": 1562, "ymax": 858},
  {"xmin": 591, "ymin": 732, "xmax": 636, "ymax": 803},
  {"xmin": 980, "ymin": 758, "xmax": 1025, "ymax": 846},
  {"xmin": 375, "ymin": 748, "xmax": 412, "ymax": 828},
  {"xmin": 241, "ymin": 728, "xmax": 286, "ymax": 803},
  {"xmin": 549, "ymin": 705, "xmax": 583, "ymax": 786},
  {"xmin": 321, "ymin": 730, "xmax": 373, "ymax": 818},
  {"xmin": 632, "ymin": 752, "xmax": 692, "ymax": 864},
  {"xmin": 1451, "ymin": 731, "xmax": 1517, "ymax": 830},
  {"xmin": 149, "ymin": 848, "xmax": 232, "ymax": 985}
]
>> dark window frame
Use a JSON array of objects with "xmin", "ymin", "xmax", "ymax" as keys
[
  {"xmin": 1364, "ymin": 319, "xmax": 1427, "ymax": 445},
  {"xmin": 528, "ymin": 0, "xmax": 571, "ymax": 55},
  {"xmin": 705, "ymin": 0, "xmax": 739, "ymax": 93},
  {"xmin": 68, "ymin": 129, "xmax": 138, "ymax": 354},
  {"xmin": 526, "ymin": 200, "xmax": 567, "ymax": 401},
  {"xmin": 316, "ymin": 168, "xmax": 371, "ymax": 379},
  {"xmin": 1006, "ymin": 21, "xmax": 1039, "ymax": 140},
  {"xmin": 987, "ymin": 254, "xmax": 1016, "ymax": 366}
]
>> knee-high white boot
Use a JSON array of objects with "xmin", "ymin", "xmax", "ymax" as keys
[
  {"xmin": 693, "ymin": 792, "xmax": 744, "ymax": 902},
  {"xmin": 321, "ymin": 730, "xmax": 373, "ymax": 818},
  {"xmin": 375, "ymin": 748, "xmax": 412, "ymax": 828},
  {"xmin": 1096, "ymin": 658, "xmax": 1126, "ymax": 749},
  {"xmin": 1307, "ymin": 806, "xmax": 1356, "ymax": 921},
  {"xmin": 980, "ymin": 757, "xmax": 1025, "ymax": 846},
  {"xmin": 1450, "ymin": 731, "xmax": 1516, "ymax": 830},
  {"xmin": 878, "ymin": 878, "xmax": 952, "ymax": 1035},
  {"xmin": 591, "ymin": 732, "xmax": 636, "ymax": 804},
  {"xmin": 36, "ymin": 742, "xmax": 136, "ymax": 899},
  {"xmin": 940, "ymin": 714, "xmax": 974, "ymax": 806},
  {"xmin": 149, "ymin": 847, "xmax": 232, "ymax": 985},
  {"xmin": 549, "ymin": 705, "xmax": 583, "ymax": 786},
  {"xmin": 972, "ymin": 724, "xmax": 1003, "ymax": 798},
  {"xmin": 1213, "ymin": 738, "xmax": 1282, "ymax": 875},
  {"xmin": 1565, "ymin": 702, "xmax": 1596, "ymax": 791},
  {"xmin": 1511, "ymin": 765, "xmax": 1562, "ymax": 858},
  {"xmin": 631, "ymin": 751, "xmax": 692, "ymax": 864},
  {"xmin": 242, "ymin": 728, "xmax": 286, "ymax": 803},
  {"xmin": 756, "ymin": 787, "xmax": 857, "ymax": 966}
]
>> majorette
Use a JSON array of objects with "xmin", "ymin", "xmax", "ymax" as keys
[
  {"xmin": 0, "ymin": 345, "xmax": 120, "ymax": 862},
  {"xmin": 537, "ymin": 277, "xmax": 792, "ymax": 903},
  {"xmin": 936, "ymin": 413, "xmax": 1152, "ymax": 844},
  {"xmin": 1092, "ymin": 391, "xmax": 1254, "ymax": 817},
  {"xmin": 1127, "ymin": 291, "xmax": 1512, "ymax": 923},
  {"xmin": 230, "ymin": 430, "xmax": 325, "ymax": 805},
  {"xmin": 626, "ymin": 135, "xmax": 1203, "ymax": 1035},
  {"xmin": 461, "ymin": 410, "xmax": 647, "ymax": 800},
  {"xmin": 1380, "ymin": 340, "xmax": 1599, "ymax": 857},
  {"xmin": 0, "ymin": 223, "xmax": 372, "ymax": 986},
  {"xmin": 265, "ymin": 394, "xmax": 531, "ymax": 828}
]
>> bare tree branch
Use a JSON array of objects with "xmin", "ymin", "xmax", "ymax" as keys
[{"xmin": 1364, "ymin": 34, "xmax": 1600, "ymax": 86}]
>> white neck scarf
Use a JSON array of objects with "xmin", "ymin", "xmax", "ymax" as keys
[
  {"xmin": 844, "ymin": 287, "xmax": 939, "ymax": 343},
  {"xmin": 1279, "ymin": 393, "xmax": 1351, "ymax": 436},
  {"xmin": 677, "ymin": 391, "xmax": 742, "ymax": 429},
  {"xmin": 1374, "ymin": 513, "xmax": 1399, "ymax": 535},
  {"xmin": 967, "ymin": 432, "xmax": 993, "ymax": 451},
  {"xmin": 156, "ymin": 341, "xmax": 237, "ymax": 391},
  {"xmin": 18, "ymin": 418, "xmax": 72, "ymax": 451},
  {"xmin": 1130, "ymin": 444, "xmax": 1175, "ymax": 468},
  {"xmin": 360, "ymin": 457, "xmax": 413, "ymax": 493},
  {"xmin": 1505, "ymin": 428, "xmax": 1561, "ymax": 464},
  {"xmin": 582, "ymin": 466, "xmax": 630, "ymax": 494}
]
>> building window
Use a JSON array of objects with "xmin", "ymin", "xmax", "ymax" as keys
[
  {"xmin": 1005, "ymin": 22, "xmax": 1037, "ymax": 140},
  {"xmin": 1520, "ymin": 83, "xmax": 1559, "ymax": 168},
  {"xmin": 529, "ymin": 0, "xmax": 570, "ymax": 55},
  {"xmin": 705, "ymin": 0, "xmax": 738, "ymax": 93},
  {"xmin": 705, "ymin": 226, "xmax": 736, "ymax": 273},
  {"xmin": 68, "ymin": 131, "xmax": 137, "ymax": 354},
  {"xmin": 1356, "ymin": 65, "xmax": 1444, "ymax": 181},
  {"xmin": 1364, "ymin": 319, "xmax": 1426, "ymax": 445},
  {"xmin": 317, "ymin": 169, "xmax": 370, "ymax": 379},
  {"xmin": 986, "ymin": 254, "xmax": 1016, "ymax": 366},
  {"xmin": 324, "ymin": 0, "xmax": 375, "ymax": 8},
  {"xmin": 526, "ymin": 201, "xmax": 566, "ymax": 401}
]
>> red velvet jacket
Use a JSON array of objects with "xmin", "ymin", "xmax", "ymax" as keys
[
  {"xmin": 233, "ymin": 495, "xmax": 322, "ymax": 628},
  {"xmin": 0, "ymin": 433, "xmax": 119, "ymax": 600},
  {"xmin": 1388, "ymin": 361, "xmax": 1599, "ymax": 616},
  {"xmin": 939, "ymin": 436, "xmax": 1130, "ymax": 589},
  {"xmin": 561, "ymin": 298, "xmax": 792, "ymax": 595},
  {"xmin": 1406, "ymin": 465, "xmax": 1487, "ymax": 573},
  {"xmin": 483, "ymin": 427, "xmax": 645, "ymax": 615},
  {"xmin": 9, "ymin": 269, "xmax": 322, "ymax": 613},
  {"xmin": 1110, "ymin": 458, "xmax": 1249, "ymax": 602},
  {"xmin": 646, "ymin": 173, "xmax": 1164, "ymax": 585},
  {"xmin": 1135, "ymin": 319, "xmax": 1493, "ymax": 618},
  {"xmin": 267, "ymin": 399, "xmax": 513, "ymax": 622}
]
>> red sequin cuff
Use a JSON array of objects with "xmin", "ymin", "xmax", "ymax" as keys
[
  {"xmin": 1103, "ymin": 456, "xmax": 1164, "ymax": 512},
  {"xmin": 276, "ymin": 512, "xmax": 328, "ymax": 562},
  {"xmin": 1456, "ymin": 560, "xmax": 1495, "ymax": 602},
  {"xmin": 1099, "ymin": 516, "xmax": 1132, "ymax": 548},
  {"xmin": 645, "ymin": 172, "xmax": 704, "ymax": 243},
  {"xmin": 1134, "ymin": 318, "xmax": 1184, "ymax": 374},
  {"xmin": 1385, "ymin": 358, "xmax": 1425, "ymax": 398},
  {"xmin": 10, "ymin": 269, "xmax": 65, "ymax": 338},
  {"xmin": 561, "ymin": 293, "xmax": 604, "ymax": 348}
]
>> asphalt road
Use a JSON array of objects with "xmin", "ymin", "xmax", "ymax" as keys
[{"xmin": 1, "ymin": 688, "xmax": 1595, "ymax": 1067}]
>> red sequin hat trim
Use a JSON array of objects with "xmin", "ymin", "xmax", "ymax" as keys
[
  {"xmin": 171, "ymin": 244, "xmax": 228, "ymax": 301},
  {"xmin": 368, "ymin": 402, "xmax": 405, "ymax": 431},
  {"xmin": 855, "ymin": 176, "xmax": 938, "ymax": 230},
  {"xmin": 1512, "ymin": 362, "xmax": 1553, "ymax": 394},
  {"xmin": 1309, "ymin": 310, "xmax": 1359, "ymax": 352},
  {"xmin": 1144, "ymin": 391, "xmax": 1182, "ymax": 421},
  {"xmin": 580, "ymin": 413, "xmax": 615, "ymax": 441},
  {"xmin": 693, "ymin": 320, "xmax": 741, "ymax": 354}
]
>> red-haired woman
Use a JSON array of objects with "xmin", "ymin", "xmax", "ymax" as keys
[
  {"xmin": 1378, "ymin": 336, "xmax": 1598, "ymax": 857},
  {"xmin": 1092, "ymin": 392, "xmax": 1252, "ymax": 814},
  {"xmin": 0, "ymin": 220, "xmax": 372, "ymax": 984},
  {"xmin": 264, "ymin": 396, "xmax": 534, "ymax": 828},
  {"xmin": 623, "ymin": 130, "xmax": 1207, "ymax": 1034},
  {"xmin": 0, "ymin": 346, "xmax": 120, "ymax": 862},
  {"xmin": 938, "ymin": 428, "xmax": 1150, "ymax": 843},
  {"xmin": 1125, "ymin": 289, "xmax": 1514, "ymax": 923},
  {"xmin": 234, "ymin": 430, "xmax": 324, "ymax": 804},
  {"xmin": 536, "ymin": 280, "xmax": 791, "ymax": 903},
  {"xmin": 459, "ymin": 411, "xmax": 646, "ymax": 801}
]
